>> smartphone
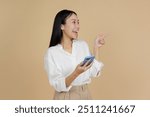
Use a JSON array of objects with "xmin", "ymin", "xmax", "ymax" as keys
[{"xmin": 81, "ymin": 56, "xmax": 95, "ymax": 66}]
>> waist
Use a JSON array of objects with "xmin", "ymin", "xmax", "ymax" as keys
[
  {"xmin": 72, "ymin": 79, "xmax": 91, "ymax": 86},
  {"xmin": 71, "ymin": 84, "xmax": 88, "ymax": 91}
]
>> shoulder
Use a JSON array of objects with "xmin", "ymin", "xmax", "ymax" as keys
[
  {"xmin": 44, "ymin": 45, "xmax": 60, "ymax": 59},
  {"xmin": 46, "ymin": 44, "xmax": 61, "ymax": 53}
]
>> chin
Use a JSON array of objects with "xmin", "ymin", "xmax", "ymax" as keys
[
  {"xmin": 72, "ymin": 38, "xmax": 78, "ymax": 41},
  {"xmin": 73, "ymin": 36, "xmax": 78, "ymax": 39},
  {"xmin": 70, "ymin": 34, "xmax": 78, "ymax": 40}
]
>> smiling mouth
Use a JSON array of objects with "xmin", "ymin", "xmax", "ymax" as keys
[{"xmin": 72, "ymin": 31, "xmax": 78, "ymax": 34}]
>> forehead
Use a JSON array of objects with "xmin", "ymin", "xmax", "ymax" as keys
[{"xmin": 66, "ymin": 14, "xmax": 79, "ymax": 21}]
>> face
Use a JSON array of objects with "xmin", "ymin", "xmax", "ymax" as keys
[{"xmin": 61, "ymin": 14, "xmax": 80, "ymax": 40}]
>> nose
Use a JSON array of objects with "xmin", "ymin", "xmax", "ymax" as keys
[{"xmin": 76, "ymin": 23, "xmax": 80, "ymax": 31}]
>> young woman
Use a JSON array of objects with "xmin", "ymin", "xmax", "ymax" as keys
[{"xmin": 44, "ymin": 9, "xmax": 105, "ymax": 100}]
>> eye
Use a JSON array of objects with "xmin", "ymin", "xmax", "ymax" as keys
[{"xmin": 72, "ymin": 21, "xmax": 76, "ymax": 24}]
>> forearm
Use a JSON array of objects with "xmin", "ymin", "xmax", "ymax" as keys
[
  {"xmin": 93, "ymin": 33, "xmax": 105, "ymax": 60},
  {"xmin": 65, "ymin": 58, "xmax": 93, "ymax": 87},
  {"xmin": 93, "ymin": 46, "xmax": 100, "ymax": 61},
  {"xmin": 65, "ymin": 71, "xmax": 79, "ymax": 87}
]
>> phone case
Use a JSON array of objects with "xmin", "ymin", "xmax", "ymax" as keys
[{"xmin": 81, "ymin": 56, "xmax": 95, "ymax": 66}]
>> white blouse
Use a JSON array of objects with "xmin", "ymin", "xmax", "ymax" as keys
[{"xmin": 44, "ymin": 39, "xmax": 104, "ymax": 92}]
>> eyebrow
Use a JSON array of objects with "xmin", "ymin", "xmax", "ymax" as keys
[{"xmin": 71, "ymin": 19, "xmax": 79, "ymax": 22}]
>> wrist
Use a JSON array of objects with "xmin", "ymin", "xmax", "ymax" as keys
[
  {"xmin": 73, "ymin": 70, "xmax": 80, "ymax": 77},
  {"xmin": 94, "ymin": 42, "xmax": 101, "ymax": 48},
  {"xmin": 93, "ymin": 46, "xmax": 100, "ymax": 55}
]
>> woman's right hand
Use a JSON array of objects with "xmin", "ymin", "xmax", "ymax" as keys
[
  {"xmin": 65, "ymin": 60, "xmax": 93, "ymax": 87},
  {"xmin": 74, "ymin": 60, "xmax": 93, "ymax": 76}
]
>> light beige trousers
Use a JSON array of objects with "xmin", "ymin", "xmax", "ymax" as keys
[{"xmin": 53, "ymin": 84, "xmax": 92, "ymax": 100}]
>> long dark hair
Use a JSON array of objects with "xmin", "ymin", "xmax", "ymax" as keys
[{"xmin": 49, "ymin": 9, "xmax": 77, "ymax": 47}]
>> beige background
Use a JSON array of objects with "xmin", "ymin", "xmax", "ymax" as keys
[{"xmin": 0, "ymin": 0, "xmax": 150, "ymax": 99}]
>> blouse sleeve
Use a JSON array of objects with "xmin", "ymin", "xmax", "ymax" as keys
[
  {"xmin": 89, "ymin": 59, "xmax": 104, "ymax": 77},
  {"xmin": 83, "ymin": 41, "xmax": 104, "ymax": 78},
  {"xmin": 44, "ymin": 49, "xmax": 71, "ymax": 92}
]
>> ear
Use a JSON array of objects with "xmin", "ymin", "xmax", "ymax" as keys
[{"xmin": 61, "ymin": 24, "xmax": 64, "ymax": 30}]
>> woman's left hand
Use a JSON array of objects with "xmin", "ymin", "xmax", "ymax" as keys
[{"xmin": 94, "ymin": 33, "xmax": 106, "ymax": 48}]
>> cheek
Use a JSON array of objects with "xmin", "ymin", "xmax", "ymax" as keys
[
  {"xmin": 62, "ymin": 24, "xmax": 75, "ymax": 36},
  {"xmin": 64, "ymin": 26, "xmax": 73, "ymax": 34}
]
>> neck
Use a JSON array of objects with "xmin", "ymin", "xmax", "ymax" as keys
[{"xmin": 61, "ymin": 37, "xmax": 73, "ymax": 49}]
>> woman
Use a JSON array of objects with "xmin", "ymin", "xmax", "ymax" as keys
[{"xmin": 44, "ymin": 9, "xmax": 105, "ymax": 100}]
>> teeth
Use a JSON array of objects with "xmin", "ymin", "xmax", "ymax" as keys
[{"xmin": 73, "ymin": 31, "xmax": 78, "ymax": 33}]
